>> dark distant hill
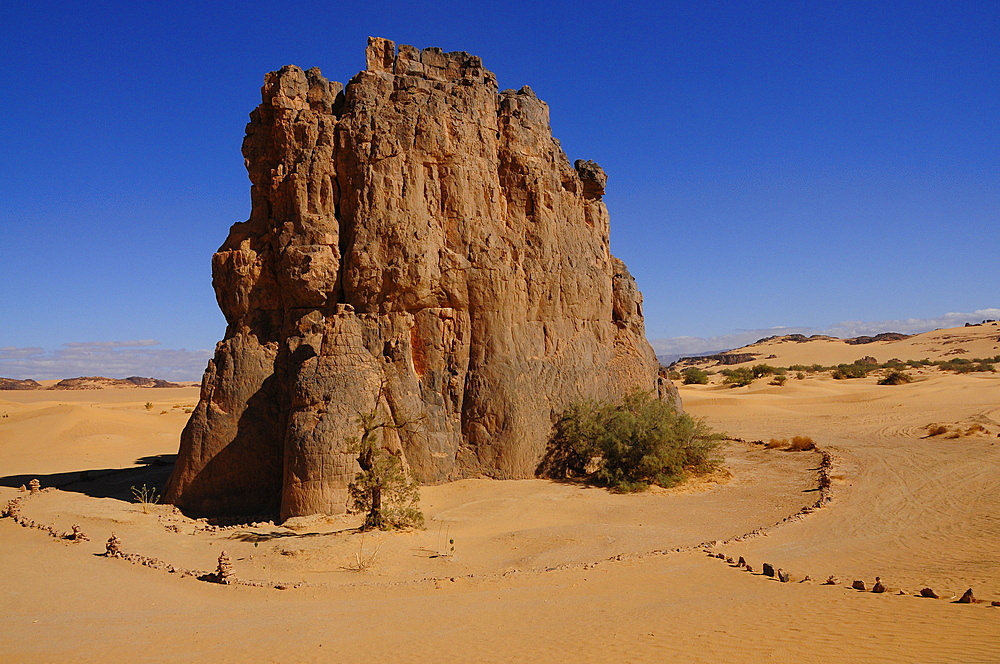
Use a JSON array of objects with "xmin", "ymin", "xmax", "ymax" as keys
[
  {"xmin": 48, "ymin": 376, "xmax": 182, "ymax": 390},
  {"xmin": 0, "ymin": 377, "xmax": 43, "ymax": 390}
]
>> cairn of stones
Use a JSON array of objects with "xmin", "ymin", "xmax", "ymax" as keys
[
  {"xmin": 106, "ymin": 533, "xmax": 124, "ymax": 558},
  {"xmin": 215, "ymin": 551, "xmax": 235, "ymax": 585}
]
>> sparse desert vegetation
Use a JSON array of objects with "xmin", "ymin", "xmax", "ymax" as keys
[
  {"xmin": 130, "ymin": 484, "xmax": 160, "ymax": 513},
  {"xmin": 681, "ymin": 367, "xmax": 710, "ymax": 384},
  {"xmin": 766, "ymin": 436, "xmax": 816, "ymax": 451},
  {"xmin": 878, "ymin": 370, "xmax": 913, "ymax": 385},
  {"xmin": 546, "ymin": 391, "xmax": 725, "ymax": 493},
  {"xmin": 347, "ymin": 393, "xmax": 425, "ymax": 531}
]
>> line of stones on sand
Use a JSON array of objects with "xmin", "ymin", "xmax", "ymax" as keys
[
  {"xmin": 1, "ymin": 480, "xmax": 300, "ymax": 590},
  {"xmin": 698, "ymin": 444, "xmax": 1000, "ymax": 609},
  {"xmin": 0, "ymin": 441, "xmax": 838, "ymax": 592},
  {"xmin": 702, "ymin": 549, "xmax": 999, "ymax": 608},
  {"xmin": 18, "ymin": 444, "xmax": 980, "ymax": 605}
]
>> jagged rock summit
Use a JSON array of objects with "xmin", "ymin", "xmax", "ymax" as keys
[{"xmin": 165, "ymin": 37, "xmax": 673, "ymax": 520}]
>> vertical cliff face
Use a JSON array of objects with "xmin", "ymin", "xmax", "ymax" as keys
[{"xmin": 165, "ymin": 38, "xmax": 676, "ymax": 520}]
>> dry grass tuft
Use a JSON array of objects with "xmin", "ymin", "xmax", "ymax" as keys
[
  {"xmin": 347, "ymin": 534, "xmax": 384, "ymax": 572},
  {"xmin": 787, "ymin": 435, "xmax": 816, "ymax": 451},
  {"xmin": 925, "ymin": 424, "xmax": 949, "ymax": 437},
  {"xmin": 766, "ymin": 438, "xmax": 787, "ymax": 449}
]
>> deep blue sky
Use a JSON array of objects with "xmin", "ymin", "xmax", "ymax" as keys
[{"xmin": 2, "ymin": 1, "xmax": 997, "ymax": 378}]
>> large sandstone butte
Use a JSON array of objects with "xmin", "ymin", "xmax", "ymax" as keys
[{"xmin": 165, "ymin": 38, "xmax": 675, "ymax": 520}]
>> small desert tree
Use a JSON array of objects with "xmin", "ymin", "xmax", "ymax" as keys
[
  {"xmin": 681, "ymin": 367, "xmax": 710, "ymax": 385},
  {"xmin": 347, "ymin": 386, "xmax": 424, "ymax": 531}
]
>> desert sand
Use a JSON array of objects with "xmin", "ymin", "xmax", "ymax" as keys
[{"xmin": 2, "ymin": 329, "xmax": 999, "ymax": 663}]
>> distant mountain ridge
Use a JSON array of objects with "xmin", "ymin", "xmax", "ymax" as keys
[{"xmin": 0, "ymin": 376, "xmax": 183, "ymax": 390}]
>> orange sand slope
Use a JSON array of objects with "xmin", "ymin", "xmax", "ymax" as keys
[
  {"xmin": 679, "ymin": 321, "xmax": 1000, "ymax": 368},
  {"xmin": 2, "ymin": 369, "xmax": 999, "ymax": 662}
]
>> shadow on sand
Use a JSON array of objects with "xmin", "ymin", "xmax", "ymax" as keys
[{"xmin": 0, "ymin": 454, "xmax": 177, "ymax": 502}]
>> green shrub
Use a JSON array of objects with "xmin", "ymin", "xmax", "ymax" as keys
[
  {"xmin": 769, "ymin": 374, "xmax": 787, "ymax": 386},
  {"xmin": 722, "ymin": 367, "xmax": 755, "ymax": 387},
  {"xmin": 667, "ymin": 370, "xmax": 681, "ymax": 380},
  {"xmin": 878, "ymin": 370, "xmax": 912, "ymax": 385},
  {"xmin": 682, "ymin": 368, "xmax": 710, "ymax": 385},
  {"xmin": 750, "ymin": 364, "xmax": 776, "ymax": 378},
  {"xmin": 937, "ymin": 359, "xmax": 994, "ymax": 373},
  {"xmin": 795, "ymin": 372, "xmax": 805, "ymax": 380},
  {"xmin": 831, "ymin": 363, "xmax": 871, "ymax": 379},
  {"xmin": 544, "ymin": 392, "xmax": 725, "ymax": 493}
]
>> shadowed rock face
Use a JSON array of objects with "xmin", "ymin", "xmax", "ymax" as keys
[{"xmin": 165, "ymin": 37, "xmax": 675, "ymax": 521}]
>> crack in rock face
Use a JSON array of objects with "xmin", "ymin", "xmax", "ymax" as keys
[{"xmin": 164, "ymin": 37, "xmax": 676, "ymax": 521}]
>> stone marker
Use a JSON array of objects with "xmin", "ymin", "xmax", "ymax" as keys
[
  {"xmin": 215, "ymin": 551, "xmax": 235, "ymax": 585},
  {"xmin": 105, "ymin": 533, "xmax": 123, "ymax": 558},
  {"xmin": 957, "ymin": 588, "xmax": 976, "ymax": 604}
]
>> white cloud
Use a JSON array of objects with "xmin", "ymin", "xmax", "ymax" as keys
[
  {"xmin": 822, "ymin": 308, "xmax": 1000, "ymax": 338},
  {"xmin": 0, "ymin": 346, "xmax": 45, "ymax": 359},
  {"xmin": 650, "ymin": 308, "xmax": 1000, "ymax": 359},
  {"xmin": 0, "ymin": 341, "xmax": 212, "ymax": 381},
  {"xmin": 62, "ymin": 339, "xmax": 162, "ymax": 349},
  {"xmin": 648, "ymin": 328, "xmax": 811, "ymax": 357}
]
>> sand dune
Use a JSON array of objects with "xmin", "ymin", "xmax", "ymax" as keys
[
  {"xmin": 680, "ymin": 322, "xmax": 1000, "ymax": 368},
  {"xmin": 2, "ymin": 361, "xmax": 999, "ymax": 662}
]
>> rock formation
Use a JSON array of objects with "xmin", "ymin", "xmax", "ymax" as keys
[
  {"xmin": 0, "ymin": 378, "xmax": 42, "ymax": 390},
  {"xmin": 165, "ymin": 38, "xmax": 674, "ymax": 521},
  {"xmin": 49, "ymin": 376, "xmax": 181, "ymax": 390}
]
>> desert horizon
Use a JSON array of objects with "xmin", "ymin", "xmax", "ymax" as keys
[{"xmin": 3, "ymin": 322, "xmax": 999, "ymax": 662}]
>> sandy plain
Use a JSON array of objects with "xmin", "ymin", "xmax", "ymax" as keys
[{"xmin": 2, "ymin": 326, "xmax": 999, "ymax": 663}]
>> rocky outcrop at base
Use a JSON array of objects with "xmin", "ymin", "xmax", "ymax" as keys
[{"xmin": 165, "ymin": 38, "xmax": 674, "ymax": 521}]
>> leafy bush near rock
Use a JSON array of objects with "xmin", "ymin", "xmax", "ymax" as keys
[
  {"xmin": 348, "ymin": 404, "xmax": 425, "ymax": 531},
  {"xmin": 544, "ymin": 391, "xmax": 725, "ymax": 493}
]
